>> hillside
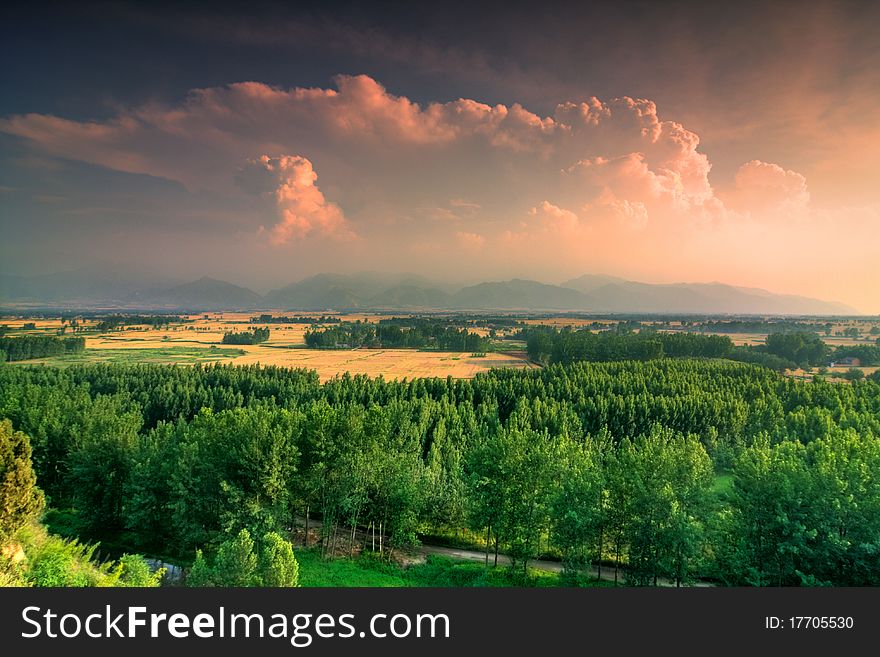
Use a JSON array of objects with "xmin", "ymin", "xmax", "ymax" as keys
[
  {"xmin": 450, "ymin": 279, "xmax": 587, "ymax": 310},
  {"xmin": 147, "ymin": 277, "xmax": 262, "ymax": 310},
  {"xmin": 0, "ymin": 267, "xmax": 858, "ymax": 315}
]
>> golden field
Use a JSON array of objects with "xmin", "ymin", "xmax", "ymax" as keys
[
  {"xmin": 1, "ymin": 312, "xmax": 536, "ymax": 381},
  {"xmin": 3, "ymin": 312, "xmax": 876, "ymax": 381}
]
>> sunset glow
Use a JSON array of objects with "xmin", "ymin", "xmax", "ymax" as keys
[{"xmin": 2, "ymin": 2, "xmax": 878, "ymax": 311}]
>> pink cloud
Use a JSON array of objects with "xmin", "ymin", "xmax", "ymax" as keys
[
  {"xmin": 0, "ymin": 74, "xmax": 813, "ymax": 237},
  {"xmin": 455, "ymin": 231, "xmax": 486, "ymax": 252},
  {"xmin": 725, "ymin": 159, "xmax": 810, "ymax": 216},
  {"xmin": 528, "ymin": 201, "xmax": 581, "ymax": 232},
  {"xmin": 247, "ymin": 155, "xmax": 354, "ymax": 244},
  {"xmin": 0, "ymin": 76, "xmax": 704, "ymax": 192},
  {"xmin": 586, "ymin": 191, "xmax": 650, "ymax": 229},
  {"xmin": 5, "ymin": 74, "xmax": 874, "ymax": 309},
  {"xmin": 555, "ymin": 96, "xmax": 713, "ymax": 201},
  {"xmin": 566, "ymin": 152, "xmax": 705, "ymax": 226}
]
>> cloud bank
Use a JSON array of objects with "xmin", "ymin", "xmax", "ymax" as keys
[{"xmin": 1, "ymin": 74, "xmax": 877, "ymax": 310}]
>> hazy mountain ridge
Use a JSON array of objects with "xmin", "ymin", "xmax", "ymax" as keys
[
  {"xmin": 451, "ymin": 279, "xmax": 586, "ymax": 310},
  {"xmin": 147, "ymin": 277, "xmax": 263, "ymax": 309},
  {"xmin": 0, "ymin": 267, "xmax": 858, "ymax": 314}
]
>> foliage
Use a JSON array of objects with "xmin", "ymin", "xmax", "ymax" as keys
[
  {"xmin": 186, "ymin": 528, "xmax": 300, "ymax": 587},
  {"xmin": 252, "ymin": 314, "xmax": 340, "ymax": 324},
  {"xmin": 764, "ymin": 331, "xmax": 829, "ymax": 367},
  {"xmin": 842, "ymin": 368, "xmax": 865, "ymax": 381},
  {"xmin": 222, "ymin": 328, "xmax": 270, "ymax": 345},
  {"xmin": 113, "ymin": 553, "xmax": 166, "ymax": 586},
  {"xmin": 0, "ymin": 336, "xmax": 85, "ymax": 362},
  {"xmin": 0, "ymin": 420, "xmax": 45, "ymax": 542},
  {"xmin": 715, "ymin": 428, "xmax": 880, "ymax": 586},
  {"xmin": 305, "ymin": 320, "xmax": 490, "ymax": 351},
  {"xmin": 524, "ymin": 326, "xmax": 732, "ymax": 365},
  {"xmin": 94, "ymin": 315, "xmax": 184, "ymax": 332},
  {"xmin": 831, "ymin": 345, "xmax": 880, "ymax": 366},
  {"xmin": 5, "ymin": 522, "xmax": 161, "ymax": 587},
  {"xmin": 2, "ymin": 358, "xmax": 879, "ymax": 586}
]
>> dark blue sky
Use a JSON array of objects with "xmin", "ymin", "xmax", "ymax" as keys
[
  {"xmin": 6, "ymin": 1, "xmax": 861, "ymax": 116},
  {"xmin": 5, "ymin": 0, "xmax": 879, "ymax": 181}
]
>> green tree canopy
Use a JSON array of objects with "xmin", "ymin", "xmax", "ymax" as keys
[{"xmin": 0, "ymin": 419, "xmax": 45, "ymax": 542}]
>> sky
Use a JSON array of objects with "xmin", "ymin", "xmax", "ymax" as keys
[{"xmin": 1, "ymin": 1, "xmax": 878, "ymax": 311}]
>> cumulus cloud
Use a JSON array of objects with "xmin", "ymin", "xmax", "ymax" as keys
[
  {"xmin": 725, "ymin": 159, "xmax": 810, "ymax": 216},
  {"xmin": 0, "ymin": 75, "xmax": 805, "ymax": 232},
  {"xmin": 3, "ymin": 74, "xmax": 875, "ymax": 309},
  {"xmin": 528, "ymin": 201, "xmax": 581, "ymax": 232},
  {"xmin": 585, "ymin": 191, "xmax": 650, "ymax": 229},
  {"xmin": 0, "ymin": 76, "xmax": 707, "ymax": 197},
  {"xmin": 245, "ymin": 155, "xmax": 353, "ymax": 244}
]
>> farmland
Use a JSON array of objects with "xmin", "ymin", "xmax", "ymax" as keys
[
  {"xmin": 2, "ymin": 312, "xmax": 879, "ymax": 381},
  {"xmin": 0, "ymin": 312, "xmax": 535, "ymax": 380}
]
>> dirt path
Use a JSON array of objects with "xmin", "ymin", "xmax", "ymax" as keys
[
  {"xmin": 413, "ymin": 545, "xmax": 713, "ymax": 587},
  {"xmin": 294, "ymin": 517, "xmax": 713, "ymax": 587}
]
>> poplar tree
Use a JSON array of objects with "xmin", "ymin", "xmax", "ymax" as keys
[{"xmin": 0, "ymin": 419, "xmax": 45, "ymax": 542}]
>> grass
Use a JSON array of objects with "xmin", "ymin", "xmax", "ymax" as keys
[
  {"xmin": 297, "ymin": 549, "xmax": 612, "ymax": 588},
  {"xmin": 712, "ymin": 472, "xmax": 734, "ymax": 495},
  {"xmin": 404, "ymin": 555, "xmax": 587, "ymax": 587},
  {"xmin": 11, "ymin": 346, "xmax": 246, "ymax": 366},
  {"xmin": 44, "ymin": 509, "xmax": 611, "ymax": 587},
  {"xmin": 297, "ymin": 549, "xmax": 409, "ymax": 587}
]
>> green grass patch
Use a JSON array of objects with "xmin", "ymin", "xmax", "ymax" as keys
[
  {"xmin": 297, "ymin": 549, "xmax": 409, "ymax": 587},
  {"xmin": 712, "ymin": 472, "xmax": 733, "ymax": 495},
  {"xmin": 296, "ymin": 549, "xmax": 612, "ymax": 588},
  {"xmin": 11, "ymin": 346, "xmax": 245, "ymax": 366},
  {"xmin": 404, "ymin": 555, "xmax": 573, "ymax": 587}
]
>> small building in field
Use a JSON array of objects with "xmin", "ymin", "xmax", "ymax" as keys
[{"xmin": 830, "ymin": 356, "xmax": 861, "ymax": 367}]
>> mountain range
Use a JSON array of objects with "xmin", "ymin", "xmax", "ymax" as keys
[{"xmin": 0, "ymin": 267, "xmax": 858, "ymax": 315}]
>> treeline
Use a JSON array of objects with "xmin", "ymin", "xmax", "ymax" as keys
[
  {"xmin": 251, "ymin": 314, "xmax": 341, "ymax": 325},
  {"xmin": 222, "ymin": 327, "xmax": 270, "ymax": 345},
  {"xmin": 696, "ymin": 319, "xmax": 832, "ymax": 334},
  {"xmin": 382, "ymin": 315, "xmax": 522, "ymax": 329},
  {"xmin": 94, "ymin": 315, "xmax": 185, "ymax": 331},
  {"xmin": 1, "ymin": 360, "xmax": 878, "ymax": 585},
  {"xmin": 0, "ymin": 336, "xmax": 86, "ymax": 362},
  {"xmin": 304, "ymin": 321, "xmax": 490, "ymax": 351},
  {"xmin": 762, "ymin": 332, "xmax": 829, "ymax": 367},
  {"xmin": 524, "ymin": 327, "xmax": 872, "ymax": 372},
  {"xmin": 831, "ymin": 345, "xmax": 880, "ymax": 366},
  {"xmin": 525, "ymin": 327, "xmax": 733, "ymax": 364}
]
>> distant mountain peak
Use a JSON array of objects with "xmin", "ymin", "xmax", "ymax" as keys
[{"xmin": 0, "ymin": 267, "xmax": 857, "ymax": 315}]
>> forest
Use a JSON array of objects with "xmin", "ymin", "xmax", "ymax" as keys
[
  {"xmin": 222, "ymin": 327, "xmax": 271, "ymax": 345},
  {"xmin": 93, "ymin": 315, "xmax": 186, "ymax": 332},
  {"xmin": 524, "ymin": 327, "xmax": 877, "ymax": 371},
  {"xmin": 304, "ymin": 320, "xmax": 491, "ymax": 351},
  {"xmin": 524, "ymin": 327, "xmax": 734, "ymax": 364},
  {"xmin": 694, "ymin": 319, "xmax": 834, "ymax": 334},
  {"xmin": 831, "ymin": 344, "xmax": 880, "ymax": 366},
  {"xmin": 251, "ymin": 314, "xmax": 342, "ymax": 324},
  {"xmin": 0, "ymin": 336, "xmax": 86, "ymax": 362},
  {"xmin": 1, "ymin": 356, "xmax": 878, "ymax": 586}
]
